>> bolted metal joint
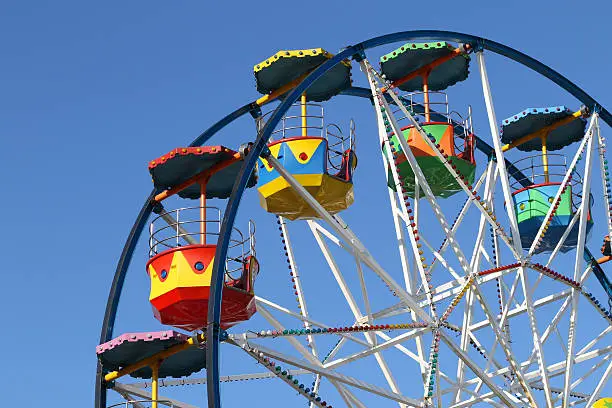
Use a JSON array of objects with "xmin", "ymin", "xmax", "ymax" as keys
[
  {"xmin": 238, "ymin": 142, "xmax": 254, "ymax": 159},
  {"xmin": 248, "ymin": 103, "xmax": 262, "ymax": 119},
  {"xmin": 580, "ymin": 104, "xmax": 591, "ymax": 118},
  {"xmin": 350, "ymin": 46, "xmax": 366, "ymax": 63},
  {"xmin": 151, "ymin": 201, "xmax": 164, "ymax": 215},
  {"xmin": 259, "ymin": 145, "xmax": 272, "ymax": 159}
]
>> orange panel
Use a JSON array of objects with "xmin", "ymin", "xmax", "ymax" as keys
[{"xmin": 405, "ymin": 122, "xmax": 455, "ymax": 157}]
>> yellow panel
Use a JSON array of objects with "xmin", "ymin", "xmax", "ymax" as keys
[
  {"xmin": 149, "ymin": 251, "xmax": 214, "ymax": 300},
  {"xmin": 285, "ymin": 138, "xmax": 324, "ymax": 164},
  {"xmin": 593, "ymin": 398, "xmax": 612, "ymax": 408},
  {"xmin": 174, "ymin": 250, "xmax": 213, "ymax": 288},
  {"xmin": 148, "ymin": 262, "xmax": 177, "ymax": 300},
  {"xmin": 258, "ymin": 174, "xmax": 324, "ymax": 198},
  {"xmin": 258, "ymin": 174, "xmax": 353, "ymax": 220}
]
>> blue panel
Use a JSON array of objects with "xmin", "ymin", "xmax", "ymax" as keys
[
  {"xmin": 257, "ymin": 138, "xmax": 327, "ymax": 185},
  {"xmin": 517, "ymin": 215, "xmax": 593, "ymax": 254}
]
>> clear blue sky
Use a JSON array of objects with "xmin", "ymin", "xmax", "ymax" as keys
[{"xmin": 1, "ymin": 1, "xmax": 610, "ymax": 406}]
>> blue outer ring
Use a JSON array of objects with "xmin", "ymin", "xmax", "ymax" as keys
[{"xmin": 95, "ymin": 30, "xmax": 610, "ymax": 408}]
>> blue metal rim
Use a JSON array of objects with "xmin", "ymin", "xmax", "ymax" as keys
[{"xmin": 95, "ymin": 30, "xmax": 611, "ymax": 408}]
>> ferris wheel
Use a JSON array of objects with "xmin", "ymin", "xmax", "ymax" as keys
[{"xmin": 95, "ymin": 31, "xmax": 612, "ymax": 408}]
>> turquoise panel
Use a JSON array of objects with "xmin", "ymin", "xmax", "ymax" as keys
[{"xmin": 512, "ymin": 184, "xmax": 593, "ymax": 254}]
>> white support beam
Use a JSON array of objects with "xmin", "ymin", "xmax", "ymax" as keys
[
  {"xmin": 470, "ymin": 288, "xmax": 569, "ymax": 331},
  {"xmin": 278, "ymin": 216, "xmax": 320, "ymax": 358},
  {"xmin": 236, "ymin": 341, "xmax": 423, "ymax": 406},
  {"xmin": 455, "ymin": 159, "xmax": 497, "ymax": 403},
  {"xmin": 595, "ymin": 113, "xmax": 612, "ymax": 237},
  {"xmin": 428, "ymin": 171, "xmax": 489, "ymax": 275},
  {"xmin": 464, "ymin": 346, "xmax": 612, "ymax": 387},
  {"xmin": 583, "ymin": 360, "xmax": 612, "ymax": 407},
  {"xmin": 253, "ymin": 296, "xmax": 370, "ymax": 347},
  {"xmin": 519, "ymin": 267, "xmax": 554, "ymax": 406},
  {"xmin": 263, "ymin": 152, "xmax": 432, "ymax": 323},
  {"xmin": 470, "ymin": 280, "xmax": 538, "ymax": 405},
  {"xmin": 256, "ymin": 304, "xmax": 364, "ymax": 405},
  {"xmin": 578, "ymin": 326, "xmax": 611, "ymax": 355},
  {"xmin": 112, "ymin": 382, "xmax": 197, "ymax": 408},
  {"xmin": 277, "ymin": 216, "xmax": 322, "ymax": 407},
  {"xmin": 440, "ymin": 334, "xmax": 521, "ymax": 407},
  {"xmin": 526, "ymin": 116, "xmax": 596, "ymax": 256},
  {"xmin": 563, "ymin": 115, "xmax": 596, "ymax": 407},
  {"xmin": 323, "ymin": 327, "xmax": 430, "ymax": 370},
  {"xmin": 476, "ymin": 50, "xmax": 523, "ymax": 254},
  {"xmin": 307, "ymin": 221, "xmax": 408, "ymax": 408}
]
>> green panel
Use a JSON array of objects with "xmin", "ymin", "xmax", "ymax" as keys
[
  {"xmin": 388, "ymin": 123, "xmax": 448, "ymax": 147},
  {"xmin": 515, "ymin": 187, "xmax": 572, "ymax": 223},
  {"xmin": 387, "ymin": 156, "xmax": 476, "ymax": 198}
]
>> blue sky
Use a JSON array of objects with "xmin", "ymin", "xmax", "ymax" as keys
[{"xmin": 1, "ymin": 1, "xmax": 610, "ymax": 406}]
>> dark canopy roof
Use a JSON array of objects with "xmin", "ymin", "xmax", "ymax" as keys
[
  {"xmin": 380, "ymin": 42, "xmax": 470, "ymax": 92},
  {"xmin": 501, "ymin": 106, "xmax": 586, "ymax": 151},
  {"xmin": 148, "ymin": 146, "xmax": 257, "ymax": 199},
  {"xmin": 97, "ymin": 331, "xmax": 206, "ymax": 379},
  {"xmin": 254, "ymin": 48, "xmax": 352, "ymax": 102}
]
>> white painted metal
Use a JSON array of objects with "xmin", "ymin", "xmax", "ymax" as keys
[
  {"xmin": 236, "ymin": 340, "xmax": 424, "ymax": 406},
  {"xmin": 563, "ymin": 116, "xmax": 595, "ymax": 407},
  {"xmin": 526, "ymin": 117, "xmax": 597, "ymax": 256},
  {"xmin": 112, "ymin": 383, "xmax": 197, "ymax": 408},
  {"xmin": 583, "ymin": 360, "xmax": 612, "ymax": 407},
  {"xmin": 476, "ymin": 50, "xmax": 523, "ymax": 254}
]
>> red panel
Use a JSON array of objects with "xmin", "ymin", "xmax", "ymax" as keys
[
  {"xmin": 179, "ymin": 245, "xmax": 216, "ymax": 274},
  {"xmin": 146, "ymin": 245, "xmax": 216, "ymax": 276},
  {"xmin": 146, "ymin": 249, "xmax": 174, "ymax": 282},
  {"xmin": 151, "ymin": 286, "xmax": 256, "ymax": 331},
  {"xmin": 222, "ymin": 287, "xmax": 257, "ymax": 325}
]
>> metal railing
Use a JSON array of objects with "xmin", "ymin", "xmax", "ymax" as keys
[
  {"xmin": 107, "ymin": 400, "xmax": 174, "ymax": 408},
  {"xmin": 508, "ymin": 153, "xmax": 589, "ymax": 211},
  {"xmin": 397, "ymin": 91, "xmax": 451, "ymax": 120},
  {"xmin": 325, "ymin": 119, "xmax": 355, "ymax": 171},
  {"xmin": 260, "ymin": 102, "xmax": 356, "ymax": 174},
  {"xmin": 148, "ymin": 206, "xmax": 255, "ymax": 280},
  {"xmin": 394, "ymin": 91, "xmax": 474, "ymax": 159},
  {"xmin": 261, "ymin": 102, "xmax": 325, "ymax": 140}
]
